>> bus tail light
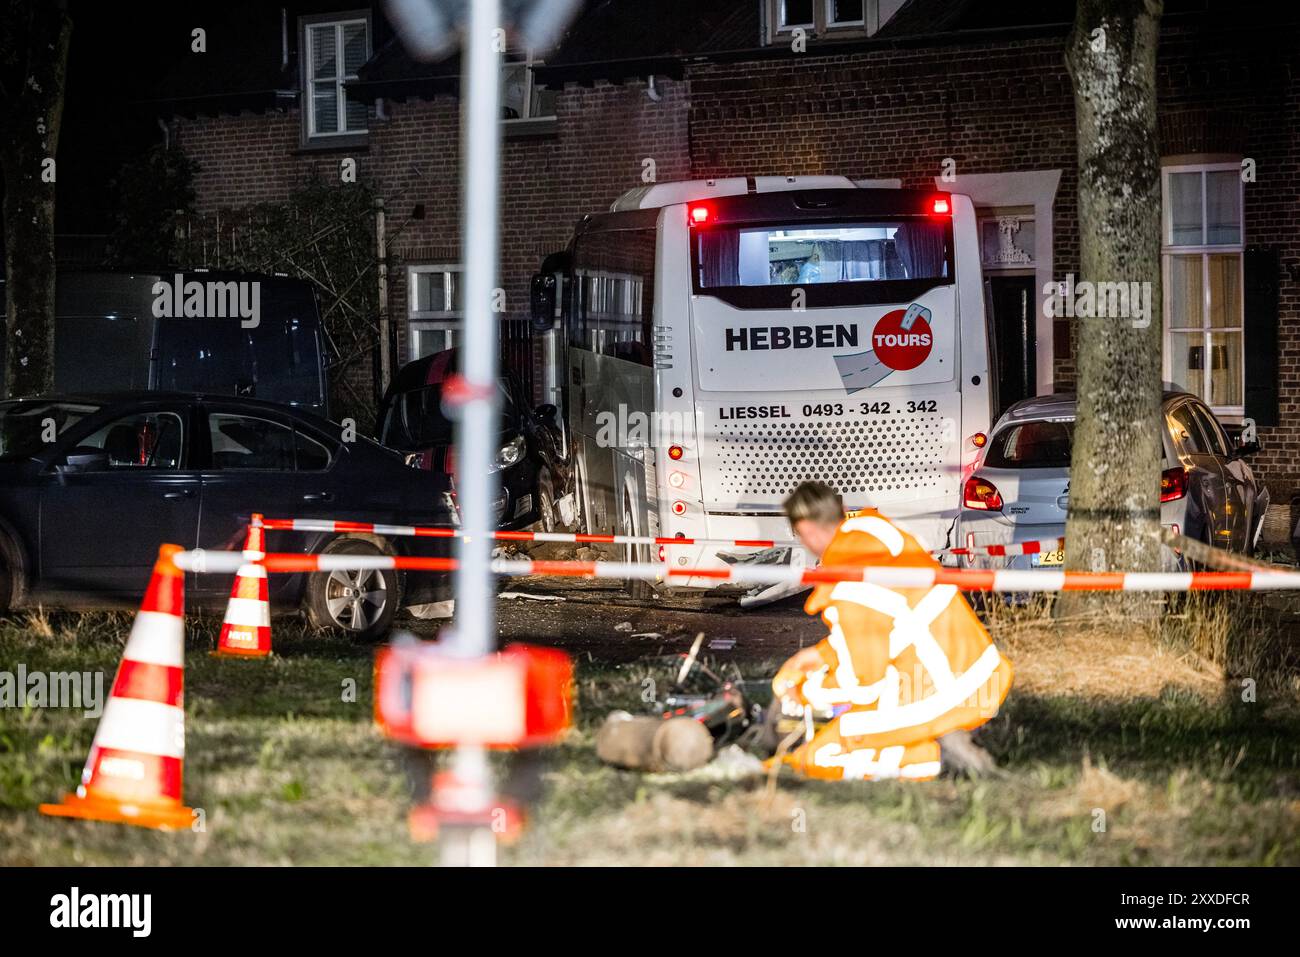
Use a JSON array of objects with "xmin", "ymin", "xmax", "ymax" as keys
[
  {"xmin": 931, "ymin": 195, "xmax": 951, "ymax": 215},
  {"xmin": 963, "ymin": 476, "xmax": 1003, "ymax": 511},
  {"xmin": 688, "ymin": 204, "xmax": 711, "ymax": 225},
  {"xmin": 1161, "ymin": 467, "xmax": 1188, "ymax": 503},
  {"xmin": 668, "ymin": 444, "xmax": 684, "ymax": 460},
  {"xmin": 671, "ymin": 500, "xmax": 687, "ymax": 516},
  {"xmin": 971, "ymin": 432, "xmax": 988, "ymax": 449}
]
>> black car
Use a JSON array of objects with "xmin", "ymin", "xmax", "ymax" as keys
[
  {"xmin": 0, "ymin": 393, "xmax": 456, "ymax": 640},
  {"xmin": 377, "ymin": 349, "xmax": 569, "ymax": 531}
]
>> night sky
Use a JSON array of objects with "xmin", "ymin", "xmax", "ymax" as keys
[{"xmin": 48, "ymin": 1, "xmax": 202, "ymax": 233}]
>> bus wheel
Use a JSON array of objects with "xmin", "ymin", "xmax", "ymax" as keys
[{"xmin": 622, "ymin": 492, "xmax": 654, "ymax": 601}]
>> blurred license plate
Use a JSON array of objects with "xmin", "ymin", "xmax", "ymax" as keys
[{"xmin": 1032, "ymin": 549, "xmax": 1064, "ymax": 566}]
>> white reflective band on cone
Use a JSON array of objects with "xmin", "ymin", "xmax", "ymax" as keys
[
  {"xmin": 93, "ymin": 699, "xmax": 186, "ymax": 758},
  {"xmin": 121, "ymin": 612, "xmax": 184, "ymax": 668},
  {"xmin": 224, "ymin": 597, "xmax": 270, "ymax": 627}
]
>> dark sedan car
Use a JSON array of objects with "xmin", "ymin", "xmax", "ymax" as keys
[
  {"xmin": 377, "ymin": 349, "xmax": 569, "ymax": 531},
  {"xmin": 0, "ymin": 393, "xmax": 457, "ymax": 640}
]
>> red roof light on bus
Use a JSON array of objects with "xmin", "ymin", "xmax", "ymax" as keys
[
  {"xmin": 689, "ymin": 204, "xmax": 711, "ymax": 225},
  {"xmin": 931, "ymin": 196, "xmax": 951, "ymax": 215}
]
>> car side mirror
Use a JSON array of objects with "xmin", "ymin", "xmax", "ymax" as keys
[
  {"xmin": 1230, "ymin": 439, "xmax": 1261, "ymax": 460},
  {"xmin": 534, "ymin": 403, "xmax": 558, "ymax": 424},
  {"xmin": 56, "ymin": 448, "xmax": 111, "ymax": 474},
  {"xmin": 530, "ymin": 273, "xmax": 557, "ymax": 332}
]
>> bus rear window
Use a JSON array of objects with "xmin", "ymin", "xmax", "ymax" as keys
[
  {"xmin": 695, "ymin": 221, "xmax": 950, "ymax": 288},
  {"xmin": 984, "ymin": 420, "xmax": 1074, "ymax": 469}
]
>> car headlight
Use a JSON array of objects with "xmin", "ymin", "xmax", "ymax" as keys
[{"xmin": 492, "ymin": 434, "xmax": 526, "ymax": 471}]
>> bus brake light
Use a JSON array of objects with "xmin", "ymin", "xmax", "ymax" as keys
[
  {"xmin": 671, "ymin": 500, "xmax": 687, "ymax": 516},
  {"xmin": 689, "ymin": 204, "xmax": 711, "ymax": 225},
  {"xmin": 931, "ymin": 196, "xmax": 951, "ymax": 215}
]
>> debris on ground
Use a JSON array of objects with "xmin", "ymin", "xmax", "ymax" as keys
[
  {"xmin": 498, "ymin": 592, "xmax": 565, "ymax": 602},
  {"xmin": 645, "ymin": 745, "xmax": 767, "ymax": 782}
]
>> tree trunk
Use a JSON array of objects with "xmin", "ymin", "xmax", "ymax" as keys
[
  {"xmin": 0, "ymin": 0, "xmax": 72, "ymax": 398},
  {"xmin": 1059, "ymin": 0, "xmax": 1165, "ymax": 617}
]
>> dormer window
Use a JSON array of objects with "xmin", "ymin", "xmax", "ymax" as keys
[
  {"xmin": 767, "ymin": 0, "xmax": 900, "ymax": 41},
  {"xmin": 301, "ymin": 11, "xmax": 370, "ymax": 147}
]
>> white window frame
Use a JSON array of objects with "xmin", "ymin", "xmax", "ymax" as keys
[
  {"xmin": 502, "ymin": 50, "xmax": 556, "ymax": 126},
  {"xmin": 304, "ymin": 16, "xmax": 369, "ymax": 140},
  {"xmin": 1161, "ymin": 161, "xmax": 1246, "ymax": 418},
  {"xmin": 769, "ymin": 0, "xmax": 876, "ymax": 37},
  {"xmin": 408, "ymin": 265, "xmax": 462, "ymax": 359}
]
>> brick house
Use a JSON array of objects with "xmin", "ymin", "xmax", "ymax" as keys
[{"xmin": 154, "ymin": 0, "xmax": 1298, "ymax": 503}]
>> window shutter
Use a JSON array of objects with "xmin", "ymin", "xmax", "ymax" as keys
[{"xmin": 1242, "ymin": 245, "xmax": 1280, "ymax": 426}]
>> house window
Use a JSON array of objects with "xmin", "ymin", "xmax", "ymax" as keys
[
  {"xmin": 829, "ymin": 1, "xmax": 865, "ymax": 25},
  {"xmin": 303, "ymin": 14, "xmax": 369, "ymax": 141},
  {"xmin": 769, "ymin": 0, "xmax": 886, "ymax": 37},
  {"xmin": 1162, "ymin": 163, "xmax": 1245, "ymax": 413},
  {"xmin": 780, "ymin": 1, "xmax": 816, "ymax": 28},
  {"xmin": 503, "ymin": 50, "xmax": 557, "ymax": 124},
  {"xmin": 408, "ymin": 266, "xmax": 462, "ymax": 359}
]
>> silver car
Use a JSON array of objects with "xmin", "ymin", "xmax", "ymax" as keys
[{"xmin": 955, "ymin": 390, "xmax": 1268, "ymax": 571}]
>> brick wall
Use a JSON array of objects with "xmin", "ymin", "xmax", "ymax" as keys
[
  {"xmin": 686, "ymin": 24, "xmax": 1298, "ymax": 494},
  {"xmin": 170, "ymin": 23, "xmax": 1298, "ymax": 492},
  {"xmin": 172, "ymin": 77, "xmax": 690, "ymax": 408}
]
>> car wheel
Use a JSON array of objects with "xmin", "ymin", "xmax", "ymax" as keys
[
  {"xmin": 0, "ymin": 549, "xmax": 12, "ymax": 614},
  {"xmin": 536, "ymin": 470, "xmax": 557, "ymax": 534},
  {"xmin": 305, "ymin": 538, "xmax": 400, "ymax": 642},
  {"xmin": 621, "ymin": 491, "xmax": 654, "ymax": 601}
]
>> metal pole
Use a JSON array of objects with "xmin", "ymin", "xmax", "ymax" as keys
[
  {"xmin": 445, "ymin": 0, "xmax": 503, "ymax": 867},
  {"xmin": 455, "ymin": 0, "xmax": 502, "ymax": 659}
]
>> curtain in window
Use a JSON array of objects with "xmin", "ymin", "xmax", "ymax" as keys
[
  {"xmin": 699, "ymin": 232, "xmax": 740, "ymax": 286},
  {"xmin": 840, "ymin": 240, "xmax": 886, "ymax": 280},
  {"xmin": 893, "ymin": 222, "xmax": 947, "ymax": 279}
]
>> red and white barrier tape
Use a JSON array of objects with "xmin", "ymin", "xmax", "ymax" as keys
[
  {"xmin": 257, "ymin": 517, "xmax": 793, "ymax": 550},
  {"xmin": 944, "ymin": 537, "xmax": 1065, "ymax": 557},
  {"xmin": 173, "ymin": 549, "xmax": 1300, "ymax": 592}
]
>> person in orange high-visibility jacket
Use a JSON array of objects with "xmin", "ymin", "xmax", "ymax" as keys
[{"xmin": 772, "ymin": 481, "xmax": 1013, "ymax": 781}]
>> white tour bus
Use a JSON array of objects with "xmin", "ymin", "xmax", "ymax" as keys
[{"xmin": 530, "ymin": 176, "xmax": 992, "ymax": 594}]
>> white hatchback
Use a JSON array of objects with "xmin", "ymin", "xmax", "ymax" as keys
[{"xmin": 954, "ymin": 390, "xmax": 1268, "ymax": 571}]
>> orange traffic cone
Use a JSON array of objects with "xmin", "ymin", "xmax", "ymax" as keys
[
  {"xmin": 40, "ymin": 544, "xmax": 195, "ymax": 830},
  {"xmin": 211, "ymin": 514, "xmax": 271, "ymax": 659}
]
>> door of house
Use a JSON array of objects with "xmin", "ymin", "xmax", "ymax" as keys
[{"xmin": 988, "ymin": 274, "xmax": 1038, "ymax": 416}]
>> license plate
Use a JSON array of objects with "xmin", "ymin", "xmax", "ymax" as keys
[{"xmin": 1033, "ymin": 549, "xmax": 1064, "ymax": 567}]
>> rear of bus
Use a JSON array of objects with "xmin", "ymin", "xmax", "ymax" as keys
[{"xmin": 653, "ymin": 181, "xmax": 991, "ymax": 581}]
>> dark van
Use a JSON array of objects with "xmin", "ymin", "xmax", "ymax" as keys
[{"xmin": 3, "ymin": 270, "xmax": 329, "ymax": 413}]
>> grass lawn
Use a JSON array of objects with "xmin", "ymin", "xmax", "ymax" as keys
[{"xmin": 2, "ymin": 599, "xmax": 1298, "ymax": 866}]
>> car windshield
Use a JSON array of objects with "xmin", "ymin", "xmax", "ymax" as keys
[
  {"xmin": 0, "ymin": 400, "xmax": 101, "ymax": 460},
  {"xmin": 985, "ymin": 419, "xmax": 1074, "ymax": 469},
  {"xmin": 381, "ymin": 380, "xmax": 518, "ymax": 450}
]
